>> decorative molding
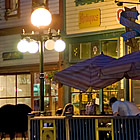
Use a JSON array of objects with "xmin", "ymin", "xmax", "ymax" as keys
[{"xmin": 75, "ymin": 0, "xmax": 104, "ymax": 6}]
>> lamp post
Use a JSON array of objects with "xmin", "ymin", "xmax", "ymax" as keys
[{"xmin": 17, "ymin": 7, "xmax": 66, "ymax": 112}]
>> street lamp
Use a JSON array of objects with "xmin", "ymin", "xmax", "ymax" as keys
[{"xmin": 17, "ymin": 7, "xmax": 66, "ymax": 112}]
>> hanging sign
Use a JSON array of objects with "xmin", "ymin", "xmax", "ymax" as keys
[{"xmin": 120, "ymin": 10, "xmax": 140, "ymax": 41}]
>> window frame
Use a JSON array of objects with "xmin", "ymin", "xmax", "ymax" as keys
[
  {"xmin": 32, "ymin": 0, "xmax": 48, "ymax": 10},
  {"xmin": 5, "ymin": 0, "xmax": 20, "ymax": 20},
  {"xmin": 0, "ymin": 74, "xmax": 31, "ymax": 107}
]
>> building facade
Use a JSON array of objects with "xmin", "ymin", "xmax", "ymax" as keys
[
  {"xmin": 0, "ymin": 0, "xmax": 64, "ymax": 115},
  {"xmin": 63, "ymin": 0, "xmax": 140, "ymax": 115}
]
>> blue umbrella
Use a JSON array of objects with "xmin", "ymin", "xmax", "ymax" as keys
[
  {"xmin": 53, "ymin": 52, "xmax": 118, "ymax": 92},
  {"xmin": 100, "ymin": 50, "xmax": 140, "ymax": 80}
]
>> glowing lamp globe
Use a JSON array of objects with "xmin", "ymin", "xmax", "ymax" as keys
[
  {"xmin": 17, "ymin": 40, "xmax": 28, "ymax": 53},
  {"xmin": 28, "ymin": 40, "xmax": 39, "ymax": 53},
  {"xmin": 31, "ymin": 8, "xmax": 52, "ymax": 27},
  {"xmin": 45, "ymin": 40, "xmax": 55, "ymax": 50},
  {"xmin": 54, "ymin": 40, "xmax": 66, "ymax": 52}
]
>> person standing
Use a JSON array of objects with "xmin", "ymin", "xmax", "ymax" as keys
[{"xmin": 109, "ymin": 97, "xmax": 140, "ymax": 116}]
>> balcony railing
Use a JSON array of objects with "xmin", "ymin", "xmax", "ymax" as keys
[{"xmin": 28, "ymin": 115, "xmax": 140, "ymax": 140}]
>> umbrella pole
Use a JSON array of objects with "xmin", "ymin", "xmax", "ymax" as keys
[
  {"xmin": 99, "ymin": 89, "xmax": 105, "ymax": 115},
  {"xmin": 126, "ymin": 79, "xmax": 129, "ymax": 101}
]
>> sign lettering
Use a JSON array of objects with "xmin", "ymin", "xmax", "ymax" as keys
[{"xmin": 79, "ymin": 9, "xmax": 100, "ymax": 29}]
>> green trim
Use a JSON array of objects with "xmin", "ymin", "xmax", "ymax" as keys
[
  {"xmin": 75, "ymin": 0, "xmax": 104, "ymax": 6},
  {"xmin": 63, "ymin": 0, "xmax": 66, "ymax": 35},
  {"xmin": 64, "ymin": 28, "xmax": 125, "ymax": 43}
]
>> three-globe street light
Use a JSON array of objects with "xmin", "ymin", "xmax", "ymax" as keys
[{"xmin": 17, "ymin": 7, "xmax": 66, "ymax": 111}]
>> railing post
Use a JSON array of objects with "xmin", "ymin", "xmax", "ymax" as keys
[
  {"xmin": 65, "ymin": 118, "xmax": 70, "ymax": 140},
  {"xmin": 111, "ymin": 119, "xmax": 114, "ymax": 140},
  {"xmin": 28, "ymin": 113, "xmax": 35, "ymax": 140},
  {"xmin": 95, "ymin": 118, "xmax": 114, "ymax": 140},
  {"xmin": 95, "ymin": 119, "xmax": 99, "ymax": 140},
  {"xmin": 40, "ymin": 119, "xmax": 56, "ymax": 140}
]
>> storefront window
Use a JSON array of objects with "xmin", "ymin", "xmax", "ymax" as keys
[
  {"xmin": 17, "ymin": 74, "xmax": 31, "ymax": 97},
  {"xmin": 0, "ymin": 74, "xmax": 31, "ymax": 107},
  {"xmin": 71, "ymin": 88, "xmax": 99, "ymax": 115},
  {"xmin": 70, "ymin": 41, "xmax": 100, "ymax": 61},
  {"xmin": 70, "ymin": 39, "xmax": 126, "ymax": 115}
]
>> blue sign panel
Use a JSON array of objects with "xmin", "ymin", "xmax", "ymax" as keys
[
  {"xmin": 121, "ymin": 11, "xmax": 139, "ymax": 19},
  {"xmin": 120, "ymin": 10, "xmax": 140, "ymax": 41},
  {"xmin": 121, "ymin": 31, "xmax": 140, "ymax": 41}
]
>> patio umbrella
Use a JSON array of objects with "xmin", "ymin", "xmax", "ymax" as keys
[
  {"xmin": 100, "ymin": 50, "xmax": 140, "ymax": 80},
  {"xmin": 53, "ymin": 52, "xmax": 119, "ymax": 92}
]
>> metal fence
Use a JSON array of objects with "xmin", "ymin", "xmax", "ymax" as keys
[
  {"xmin": 113, "ymin": 117, "xmax": 140, "ymax": 140},
  {"xmin": 29, "ymin": 115, "xmax": 140, "ymax": 140}
]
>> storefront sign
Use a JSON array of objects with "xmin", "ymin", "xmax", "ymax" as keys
[
  {"xmin": 79, "ymin": 9, "xmax": 100, "ymax": 29},
  {"xmin": 2, "ymin": 51, "xmax": 23, "ymax": 61}
]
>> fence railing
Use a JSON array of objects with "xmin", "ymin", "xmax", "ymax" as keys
[{"xmin": 29, "ymin": 115, "xmax": 140, "ymax": 140}]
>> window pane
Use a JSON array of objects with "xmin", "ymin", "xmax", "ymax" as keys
[
  {"xmin": 0, "ymin": 75, "xmax": 15, "ymax": 98},
  {"xmin": 0, "ymin": 99, "xmax": 15, "ymax": 107},
  {"xmin": 45, "ymin": 78, "xmax": 51, "ymax": 96},
  {"xmin": 34, "ymin": 84, "xmax": 40, "ymax": 96},
  {"xmin": 44, "ymin": 97, "xmax": 49, "ymax": 112},
  {"xmin": 34, "ymin": 98, "xmax": 40, "ymax": 111},
  {"xmin": 80, "ymin": 43, "xmax": 91, "ymax": 59},
  {"xmin": 102, "ymin": 40, "xmax": 118, "ymax": 58},
  {"xmin": 51, "ymin": 83, "xmax": 58, "ymax": 96},
  {"xmin": 7, "ymin": 75, "xmax": 16, "ymax": 97},
  {"xmin": 11, "ymin": 0, "xmax": 18, "ymax": 10},
  {"xmin": 5, "ymin": 0, "xmax": 19, "ymax": 18},
  {"xmin": 91, "ymin": 41, "xmax": 100, "ymax": 57},
  {"xmin": 17, "ymin": 74, "xmax": 31, "ymax": 97},
  {"xmin": 132, "ymin": 80, "xmax": 140, "ymax": 104},
  {"xmin": 34, "ymin": 73, "xmax": 40, "ymax": 96},
  {"xmin": 17, "ymin": 98, "xmax": 31, "ymax": 107},
  {"xmin": 70, "ymin": 43, "xmax": 80, "ymax": 60}
]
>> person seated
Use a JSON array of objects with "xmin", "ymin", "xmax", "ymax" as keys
[
  {"xmin": 61, "ymin": 103, "xmax": 74, "ymax": 116},
  {"xmin": 56, "ymin": 108, "xmax": 63, "ymax": 116}
]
